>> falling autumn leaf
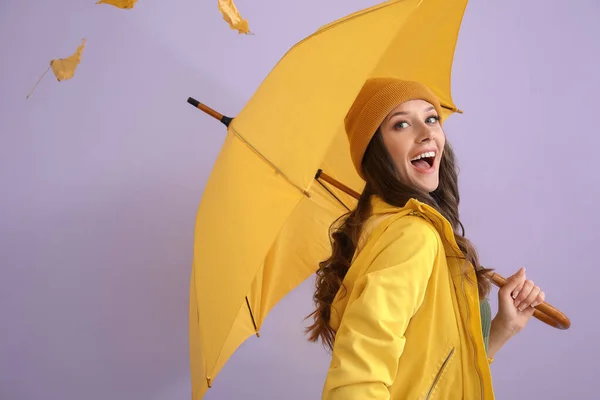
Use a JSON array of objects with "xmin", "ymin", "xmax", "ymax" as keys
[
  {"xmin": 26, "ymin": 39, "xmax": 86, "ymax": 99},
  {"xmin": 50, "ymin": 38, "xmax": 86, "ymax": 82},
  {"xmin": 96, "ymin": 0, "xmax": 137, "ymax": 9},
  {"xmin": 218, "ymin": 0, "xmax": 251, "ymax": 34}
]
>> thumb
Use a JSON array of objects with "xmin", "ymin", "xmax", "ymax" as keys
[{"xmin": 501, "ymin": 267, "xmax": 526, "ymax": 293}]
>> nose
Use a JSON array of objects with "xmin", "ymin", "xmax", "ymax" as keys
[{"xmin": 415, "ymin": 123, "xmax": 436, "ymax": 143}]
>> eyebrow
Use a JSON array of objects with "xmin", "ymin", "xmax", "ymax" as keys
[{"xmin": 389, "ymin": 106, "xmax": 436, "ymax": 119}]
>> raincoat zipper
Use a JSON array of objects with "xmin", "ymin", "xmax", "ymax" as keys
[
  {"xmin": 460, "ymin": 262, "xmax": 484, "ymax": 399},
  {"xmin": 410, "ymin": 208, "xmax": 485, "ymax": 398},
  {"xmin": 425, "ymin": 347, "xmax": 455, "ymax": 400},
  {"xmin": 431, "ymin": 210, "xmax": 485, "ymax": 399}
]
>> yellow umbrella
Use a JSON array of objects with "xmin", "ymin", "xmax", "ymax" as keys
[{"xmin": 189, "ymin": 0, "xmax": 468, "ymax": 398}]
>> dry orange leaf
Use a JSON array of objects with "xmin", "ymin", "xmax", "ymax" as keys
[
  {"xmin": 218, "ymin": 0, "xmax": 251, "ymax": 34},
  {"xmin": 50, "ymin": 38, "xmax": 86, "ymax": 82},
  {"xmin": 96, "ymin": 0, "xmax": 137, "ymax": 9},
  {"xmin": 26, "ymin": 39, "xmax": 86, "ymax": 99}
]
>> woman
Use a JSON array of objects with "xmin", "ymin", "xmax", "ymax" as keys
[{"xmin": 305, "ymin": 77, "xmax": 545, "ymax": 399}]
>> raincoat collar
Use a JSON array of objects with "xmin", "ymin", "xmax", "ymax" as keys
[
  {"xmin": 369, "ymin": 195, "xmax": 463, "ymax": 258},
  {"xmin": 370, "ymin": 195, "xmax": 432, "ymax": 215}
]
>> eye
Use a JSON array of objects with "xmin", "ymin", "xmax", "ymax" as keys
[
  {"xmin": 394, "ymin": 121, "xmax": 409, "ymax": 129},
  {"xmin": 426, "ymin": 115, "xmax": 440, "ymax": 124}
]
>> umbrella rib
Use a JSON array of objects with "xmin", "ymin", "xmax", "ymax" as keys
[
  {"xmin": 205, "ymin": 296, "xmax": 260, "ymax": 390},
  {"xmin": 230, "ymin": 124, "xmax": 310, "ymax": 198},
  {"xmin": 316, "ymin": 178, "xmax": 351, "ymax": 212},
  {"xmin": 245, "ymin": 296, "xmax": 260, "ymax": 337}
]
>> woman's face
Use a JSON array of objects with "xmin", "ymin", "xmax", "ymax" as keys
[{"xmin": 380, "ymin": 99, "xmax": 445, "ymax": 193}]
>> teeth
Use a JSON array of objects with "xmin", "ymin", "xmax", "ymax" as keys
[{"xmin": 411, "ymin": 151, "xmax": 436, "ymax": 161}]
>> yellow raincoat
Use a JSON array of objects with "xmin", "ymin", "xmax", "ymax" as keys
[{"xmin": 322, "ymin": 196, "xmax": 495, "ymax": 399}]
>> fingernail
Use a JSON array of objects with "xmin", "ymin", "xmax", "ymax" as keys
[
  {"xmin": 512, "ymin": 291, "xmax": 519, "ymax": 299},
  {"xmin": 514, "ymin": 300, "xmax": 521, "ymax": 308}
]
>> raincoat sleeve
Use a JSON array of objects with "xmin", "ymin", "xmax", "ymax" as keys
[{"xmin": 321, "ymin": 217, "xmax": 439, "ymax": 400}]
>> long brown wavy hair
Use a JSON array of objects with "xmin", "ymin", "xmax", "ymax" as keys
[{"xmin": 305, "ymin": 128, "xmax": 492, "ymax": 351}]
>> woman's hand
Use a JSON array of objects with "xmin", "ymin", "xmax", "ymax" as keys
[{"xmin": 487, "ymin": 267, "xmax": 545, "ymax": 359}]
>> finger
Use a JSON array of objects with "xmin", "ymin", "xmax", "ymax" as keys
[
  {"xmin": 500, "ymin": 267, "xmax": 526, "ymax": 294},
  {"xmin": 514, "ymin": 280, "xmax": 534, "ymax": 307},
  {"xmin": 531, "ymin": 291, "xmax": 546, "ymax": 308},
  {"xmin": 520, "ymin": 305, "xmax": 535, "ymax": 317},
  {"xmin": 512, "ymin": 282, "xmax": 525, "ymax": 299},
  {"xmin": 517, "ymin": 285, "xmax": 541, "ymax": 311}
]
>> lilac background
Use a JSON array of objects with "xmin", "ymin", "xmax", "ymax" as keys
[{"xmin": 1, "ymin": 0, "xmax": 598, "ymax": 399}]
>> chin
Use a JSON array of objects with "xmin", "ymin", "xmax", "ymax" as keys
[{"xmin": 416, "ymin": 180, "xmax": 439, "ymax": 194}]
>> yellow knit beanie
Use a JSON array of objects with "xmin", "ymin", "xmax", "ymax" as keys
[{"xmin": 344, "ymin": 77, "xmax": 443, "ymax": 179}]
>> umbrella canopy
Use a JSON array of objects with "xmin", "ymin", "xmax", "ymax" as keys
[{"xmin": 190, "ymin": 0, "xmax": 468, "ymax": 398}]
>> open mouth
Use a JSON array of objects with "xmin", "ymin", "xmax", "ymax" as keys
[{"xmin": 410, "ymin": 151, "xmax": 436, "ymax": 169}]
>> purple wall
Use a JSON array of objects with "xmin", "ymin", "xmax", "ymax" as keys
[{"xmin": 1, "ymin": 1, "xmax": 597, "ymax": 399}]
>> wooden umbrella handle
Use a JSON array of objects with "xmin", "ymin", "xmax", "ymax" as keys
[{"xmin": 486, "ymin": 272, "xmax": 571, "ymax": 330}]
